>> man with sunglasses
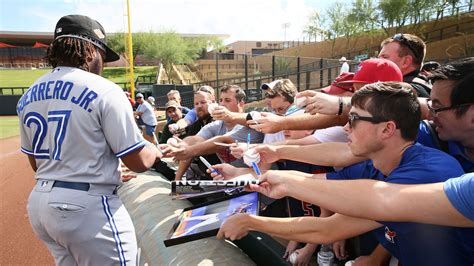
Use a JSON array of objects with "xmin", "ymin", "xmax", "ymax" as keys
[
  {"xmin": 378, "ymin": 33, "xmax": 431, "ymax": 97},
  {"xmin": 217, "ymin": 82, "xmax": 471, "ymax": 265}
]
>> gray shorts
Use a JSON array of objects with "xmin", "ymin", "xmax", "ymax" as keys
[{"xmin": 28, "ymin": 180, "xmax": 137, "ymax": 265}]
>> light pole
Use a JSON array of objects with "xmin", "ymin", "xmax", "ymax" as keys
[{"xmin": 282, "ymin": 22, "xmax": 291, "ymax": 42}]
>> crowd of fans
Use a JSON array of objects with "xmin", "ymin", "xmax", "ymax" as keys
[{"xmin": 130, "ymin": 33, "xmax": 473, "ymax": 266}]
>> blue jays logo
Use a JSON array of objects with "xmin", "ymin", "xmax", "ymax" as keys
[{"xmin": 384, "ymin": 226, "xmax": 396, "ymax": 243}]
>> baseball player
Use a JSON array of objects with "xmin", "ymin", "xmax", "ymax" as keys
[{"xmin": 17, "ymin": 15, "xmax": 161, "ymax": 265}]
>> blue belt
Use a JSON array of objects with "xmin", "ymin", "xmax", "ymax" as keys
[
  {"xmin": 52, "ymin": 181, "xmax": 118, "ymax": 194},
  {"xmin": 53, "ymin": 181, "xmax": 90, "ymax": 191}
]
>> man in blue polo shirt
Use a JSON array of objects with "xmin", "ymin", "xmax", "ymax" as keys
[{"xmin": 217, "ymin": 82, "xmax": 470, "ymax": 266}]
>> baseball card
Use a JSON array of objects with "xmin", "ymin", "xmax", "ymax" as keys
[
  {"xmin": 170, "ymin": 174, "xmax": 259, "ymax": 199},
  {"xmin": 164, "ymin": 192, "xmax": 259, "ymax": 247}
]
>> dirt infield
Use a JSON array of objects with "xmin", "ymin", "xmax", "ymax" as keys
[{"xmin": 0, "ymin": 136, "xmax": 53, "ymax": 265}]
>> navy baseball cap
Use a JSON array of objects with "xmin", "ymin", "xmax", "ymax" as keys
[{"xmin": 54, "ymin": 14, "xmax": 120, "ymax": 62}]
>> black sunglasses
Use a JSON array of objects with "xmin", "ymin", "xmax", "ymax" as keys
[
  {"xmin": 348, "ymin": 113, "xmax": 388, "ymax": 128},
  {"xmin": 426, "ymin": 100, "xmax": 473, "ymax": 115},
  {"xmin": 392, "ymin": 33, "xmax": 419, "ymax": 60}
]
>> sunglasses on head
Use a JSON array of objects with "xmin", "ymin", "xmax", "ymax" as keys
[{"xmin": 392, "ymin": 33, "xmax": 419, "ymax": 61}]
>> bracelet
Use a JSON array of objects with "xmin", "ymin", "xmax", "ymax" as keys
[{"xmin": 337, "ymin": 97, "xmax": 344, "ymax": 116}]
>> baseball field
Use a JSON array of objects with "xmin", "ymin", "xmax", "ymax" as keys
[
  {"xmin": 0, "ymin": 115, "xmax": 19, "ymax": 139},
  {"xmin": 0, "ymin": 66, "xmax": 158, "ymax": 90}
]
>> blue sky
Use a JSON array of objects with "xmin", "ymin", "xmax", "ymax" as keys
[{"xmin": 0, "ymin": 0, "xmax": 346, "ymax": 43}]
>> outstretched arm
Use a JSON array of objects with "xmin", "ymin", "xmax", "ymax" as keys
[
  {"xmin": 249, "ymin": 113, "xmax": 347, "ymax": 134},
  {"xmin": 256, "ymin": 142, "xmax": 365, "ymax": 168},
  {"xmin": 250, "ymin": 173, "xmax": 474, "ymax": 227},
  {"xmin": 217, "ymin": 212, "xmax": 380, "ymax": 244}
]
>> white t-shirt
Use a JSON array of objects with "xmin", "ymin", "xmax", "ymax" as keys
[
  {"xmin": 312, "ymin": 126, "xmax": 348, "ymax": 143},
  {"xmin": 137, "ymin": 101, "xmax": 157, "ymax": 126}
]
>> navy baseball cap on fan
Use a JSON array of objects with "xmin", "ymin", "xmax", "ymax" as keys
[{"xmin": 54, "ymin": 14, "xmax": 120, "ymax": 62}]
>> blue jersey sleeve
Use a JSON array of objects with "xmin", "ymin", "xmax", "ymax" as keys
[
  {"xmin": 184, "ymin": 108, "xmax": 197, "ymax": 124},
  {"xmin": 444, "ymin": 173, "xmax": 474, "ymax": 221},
  {"xmin": 326, "ymin": 160, "xmax": 382, "ymax": 180}
]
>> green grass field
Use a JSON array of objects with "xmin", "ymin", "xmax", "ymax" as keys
[
  {"xmin": 0, "ymin": 116, "xmax": 19, "ymax": 139},
  {"xmin": 0, "ymin": 66, "xmax": 158, "ymax": 93}
]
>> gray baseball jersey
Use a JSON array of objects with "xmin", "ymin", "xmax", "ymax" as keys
[
  {"xmin": 17, "ymin": 66, "xmax": 145, "ymax": 185},
  {"xmin": 18, "ymin": 66, "xmax": 144, "ymax": 265}
]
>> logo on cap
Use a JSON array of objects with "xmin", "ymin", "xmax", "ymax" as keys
[
  {"xmin": 94, "ymin": 29, "xmax": 105, "ymax": 39},
  {"xmin": 56, "ymin": 28, "xmax": 62, "ymax": 34}
]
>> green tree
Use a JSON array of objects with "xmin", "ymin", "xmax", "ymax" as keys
[
  {"xmin": 107, "ymin": 32, "xmax": 153, "ymax": 62},
  {"xmin": 144, "ymin": 31, "xmax": 220, "ymax": 83},
  {"xmin": 303, "ymin": 11, "xmax": 327, "ymax": 41},
  {"xmin": 377, "ymin": 0, "xmax": 410, "ymax": 34}
]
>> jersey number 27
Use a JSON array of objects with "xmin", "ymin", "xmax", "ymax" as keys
[{"xmin": 23, "ymin": 110, "xmax": 71, "ymax": 160}]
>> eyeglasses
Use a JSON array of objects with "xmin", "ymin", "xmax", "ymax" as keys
[
  {"xmin": 348, "ymin": 113, "xmax": 388, "ymax": 128},
  {"xmin": 392, "ymin": 33, "xmax": 419, "ymax": 61},
  {"xmin": 426, "ymin": 100, "xmax": 473, "ymax": 115}
]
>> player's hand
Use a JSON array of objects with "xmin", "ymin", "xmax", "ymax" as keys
[
  {"xmin": 170, "ymin": 146, "xmax": 195, "ymax": 161},
  {"xmin": 333, "ymin": 240, "xmax": 349, "ymax": 260},
  {"xmin": 254, "ymin": 144, "xmax": 280, "ymax": 164},
  {"xmin": 210, "ymin": 106, "xmax": 234, "ymax": 122},
  {"xmin": 120, "ymin": 165, "xmax": 137, "ymax": 182},
  {"xmin": 247, "ymin": 112, "xmax": 283, "ymax": 134},
  {"xmin": 296, "ymin": 91, "xmax": 340, "ymax": 115},
  {"xmin": 207, "ymin": 163, "xmax": 241, "ymax": 180},
  {"xmin": 216, "ymin": 213, "xmax": 251, "ymax": 241},
  {"xmin": 229, "ymin": 142, "xmax": 248, "ymax": 159},
  {"xmin": 248, "ymin": 170, "xmax": 295, "ymax": 199}
]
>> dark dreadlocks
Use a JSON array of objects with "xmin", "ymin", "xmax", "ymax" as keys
[{"xmin": 46, "ymin": 37, "xmax": 97, "ymax": 71}]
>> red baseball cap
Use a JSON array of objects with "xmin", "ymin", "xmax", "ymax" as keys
[
  {"xmin": 337, "ymin": 58, "xmax": 403, "ymax": 87},
  {"xmin": 322, "ymin": 72, "xmax": 355, "ymax": 95}
]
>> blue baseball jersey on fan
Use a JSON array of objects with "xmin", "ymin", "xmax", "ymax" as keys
[
  {"xmin": 327, "ymin": 144, "xmax": 471, "ymax": 265},
  {"xmin": 417, "ymin": 121, "xmax": 474, "ymax": 172}
]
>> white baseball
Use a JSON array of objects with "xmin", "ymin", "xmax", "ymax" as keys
[
  {"xmin": 243, "ymin": 148, "xmax": 260, "ymax": 167},
  {"xmin": 295, "ymin": 96, "xmax": 308, "ymax": 108},
  {"xmin": 167, "ymin": 137, "xmax": 179, "ymax": 146},
  {"xmin": 208, "ymin": 103, "xmax": 218, "ymax": 114},
  {"xmin": 289, "ymin": 252, "xmax": 298, "ymax": 264},
  {"xmin": 249, "ymin": 111, "xmax": 262, "ymax": 121}
]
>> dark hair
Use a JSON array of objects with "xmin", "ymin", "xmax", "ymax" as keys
[
  {"xmin": 265, "ymin": 79, "xmax": 297, "ymax": 103},
  {"xmin": 428, "ymin": 57, "xmax": 474, "ymax": 117},
  {"xmin": 219, "ymin": 84, "xmax": 246, "ymax": 103},
  {"xmin": 381, "ymin": 33, "xmax": 426, "ymax": 67},
  {"xmin": 351, "ymin": 82, "xmax": 421, "ymax": 141},
  {"xmin": 46, "ymin": 37, "xmax": 97, "ymax": 71}
]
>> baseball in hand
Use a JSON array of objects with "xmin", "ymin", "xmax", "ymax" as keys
[
  {"xmin": 208, "ymin": 103, "xmax": 219, "ymax": 114},
  {"xmin": 295, "ymin": 96, "xmax": 308, "ymax": 108},
  {"xmin": 243, "ymin": 148, "xmax": 260, "ymax": 167},
  {"xmin": 167, "ymin": 137, "xmax": 179, "ymax": 146},
  {"xmin": 289, "ymin": 251, "xmax": 298, "ymax": 264}
]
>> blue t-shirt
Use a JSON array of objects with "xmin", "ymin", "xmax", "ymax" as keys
[
  {"xmin": 417, "ymin": 121, "xmax": 474, "ymax": 172},
  {"xmin": 444, "ymin": 173, "xmax": 474, "ymax": 221},
  {"xmin": 327, "ymin": 144, "xmax": 470, "ymax": 265},
  {"xmin": 445, "ymin": 173, "xmax": 474, "ymax": 262},
  {"xmin": 184, "ymin": 108, "xmax": 197, "ymax": 125}
]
